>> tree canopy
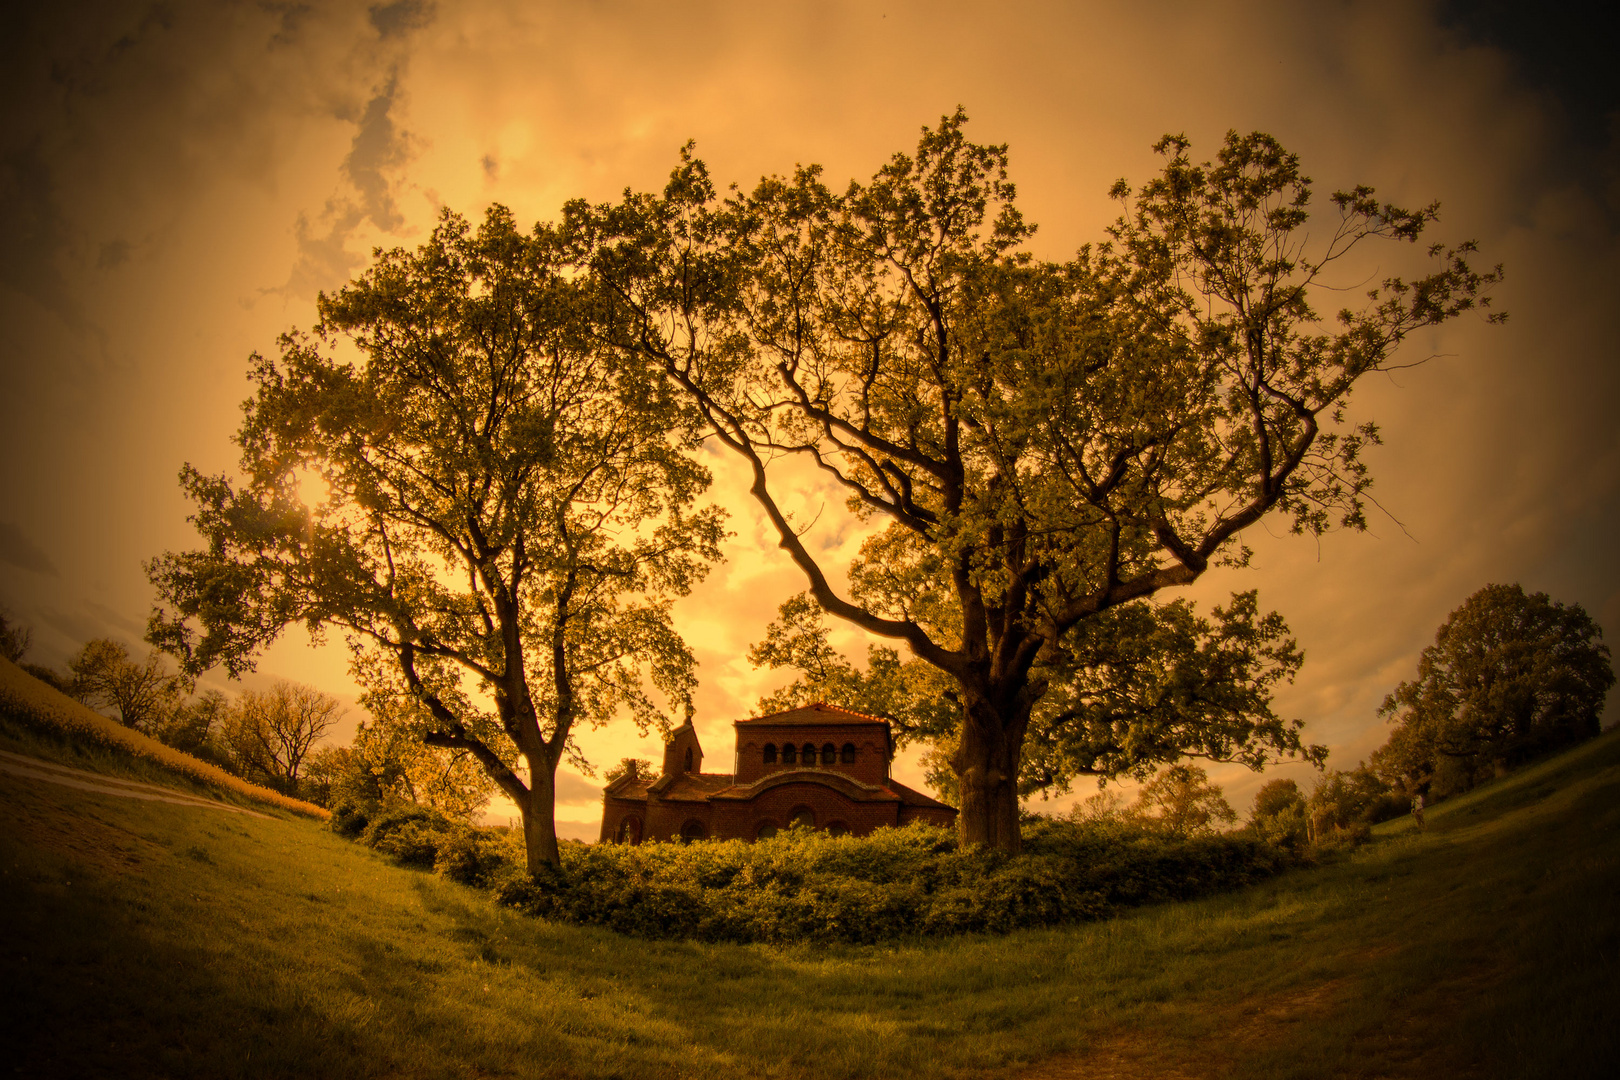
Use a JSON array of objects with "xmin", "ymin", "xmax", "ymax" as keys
[
  {"xmin": 1374, "ymin": 583, "xmax": 1613, "ymax": 795},
  {"xmin": 68, "ymin": 638, "xmax": 188, "ymax": 733},
  {"xmin": 219, "ymin": 680, "xmax": 342, "ymax": 795},
  {"xmin": 148, "ymin": 207, "xmax": 725, "ymax": 869},
  {"xmin": 576, "ymin": 110, "xmax": 1500, "ymax": 848}
]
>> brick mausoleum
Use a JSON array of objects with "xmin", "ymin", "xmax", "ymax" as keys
[{"xmin": 598, "ymin": 702, "xmax": 957, "ymax": 843}]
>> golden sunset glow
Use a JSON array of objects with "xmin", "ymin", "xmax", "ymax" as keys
[{"xmin": 2, "ymin": 0, "xmax": 1616, "ymax": 841}]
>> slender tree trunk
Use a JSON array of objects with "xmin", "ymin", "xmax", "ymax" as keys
[
  {"xmin": 951, "ymin": 696, "xmax": 1027, "ymax": 851},
  {"xmin": 519, "ymin": 755, "xmax": 562, "ymax": 871}
]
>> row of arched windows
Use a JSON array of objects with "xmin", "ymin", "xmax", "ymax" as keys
[{"xmin": 763, "ymin": 742, "xmax": 856, "ymax": 766}]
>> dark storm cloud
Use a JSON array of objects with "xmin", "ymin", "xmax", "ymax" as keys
[
  {"xmin": 277, "ymin": 73, "xmax": 420, "ymax": 296},
  {"xmin": 345, "ymin": 76, "xmax": 411, "ymax": 232},
  {"xmin": 0, "ymin": 522, "xmax": 58, "ymax": 577},
  {"xmin": 370, "ymin": 0, "xmax": 436, "ymax": 40}
]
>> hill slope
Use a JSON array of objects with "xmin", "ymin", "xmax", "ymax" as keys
[{"xmin": 2, "ymin": 728, "xmax": 1615, "ymax": 1079}]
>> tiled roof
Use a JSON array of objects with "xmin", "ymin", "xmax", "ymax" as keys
[
  {"xmin": 734, "ymin": 701, "xmax": 891, "ymax": 727},
  {"xmin": 647, "ymin": 771, "xmax": 737, "ymax": 801},
  {"xmin": 887, "ymin": 778, "xmax": 955, "ymax": 810},
  {"xmin": 603, "ymin": 775, "xmax": 653, "ymax": 800}
]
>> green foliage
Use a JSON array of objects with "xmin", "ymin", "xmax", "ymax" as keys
[
  {"xmin": 1252, "ymin": 777, "xmax": 1306, "ymax": 820},
  {"xmin": 360, "ymin": 804, "xmax": 457, "ymax": 869},
  {"xmin": 1248, "ymin": 777, "xmax": 1310, "ymax": 850},
  {"xmin": 581, "ymin": 111, "xmax": 1499, "ymax": 847},
  {"xmin": 1306, "ymin": 766, "xmax": 1404, "ymax": 850},
  {"xmin": 327, "ymin": 797, "xmax": 372, "ymax": 838},
  {"xmin": 149, "ymin": 687, "xmax": 229, "ymax": 761},
  {"xmin": 346, "ymin": 812, "xmax": 1293, "ymax": 944},
  {"xmin": 1375, "ymin": 584, "xmax": 1614, "ymax": 796},
  {"xmin": 603, "ymin": 756, "xmax": 655, "ymax": 783},
  {"xmin": 148, "ymin": 205, "xmax": 726, "ymax": 869},
  {"xmin": 1131, "ymin": 763, "xmax": 1239, "ymax": 836}
]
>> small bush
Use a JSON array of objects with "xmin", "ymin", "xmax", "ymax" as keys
[
  {"xmin": 328, "ymin": 800, "xmax": 372, "ymax": 839},
  {"xmin": 360, "ymin": 806, "xmax": 454, "ymax": 869},
  {"xmin": 433, "ymin": 829, "xmax": 512, "ymax": 887}
]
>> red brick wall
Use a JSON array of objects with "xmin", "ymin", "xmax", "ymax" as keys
[
  {"xmin": 643, "ymin": 800, "xmax": 714, "ymax": 842},
  {"xmin": 732, "ymin": 723, "xmax": 890, "ymax": 787},
  {"xmin": 602, "ymin": 784, "xmax": 958, "ymax": 844},
  {"xmin": 599, "ymin": 796, "xmax": 647, "ymax": 844},
  {"xmin": 711, "ymin": 781, "xmax": 902, "ymax": 839}
]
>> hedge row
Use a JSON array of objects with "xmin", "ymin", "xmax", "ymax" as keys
[
  {"xmin": 342, "ymin": 802, "xmax": 1297, "ymax": 944},
  {"xmin": 0, "ymin": 657, "xmax": 328, "ymax": 819}
]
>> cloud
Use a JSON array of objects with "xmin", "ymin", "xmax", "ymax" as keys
[
  {"xmin": 344, "ymin": 75, "xmax": 412, "ymax": 232},
  {"xmin": 369, "ymin": 0, "xmax": 435, "ymax": 41},
  {"xmin": 0, "ymin": 522, "xmax": 58, "ymax": 577},
  {"xmin": 553, "ymin": 769, "xmax": 604, "ymax": 805}
]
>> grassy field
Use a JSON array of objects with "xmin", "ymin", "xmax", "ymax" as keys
[{"xmin": 2, "ymin": 724, "xmax": 1615, "ymax": 1080}]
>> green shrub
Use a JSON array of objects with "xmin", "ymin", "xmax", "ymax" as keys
[
  {"xmin": 433, "ymin": 829, "xmax": 513, "ymax": 887},
  {"xmin": 360, "ymin": 805, "xmax": 454, "ymax": 868},
  {"xmin": 328, "ymin": 799, "xmax": 372, "ymax": 839},
  {"xmin": 470, "ymin": 818, "xmax": 1299, "ymax": 944},
  {"xmin": 331, "ymin": 807, "xmax": 1300, "ymax": 944}
]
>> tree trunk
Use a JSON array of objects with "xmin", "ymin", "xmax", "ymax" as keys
[
  {"xmin": 952, "ymin": 698, "xmax": 1026, "ymax": 851},
  {"xmin": 518, "ymin": 756, "xmax": 561, "ymax": 871}
]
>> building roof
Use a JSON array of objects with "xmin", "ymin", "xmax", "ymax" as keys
[
  {"xmin": 643, "ymin": 771, "xmax": 737, "ymax": 802},
  {"xmin": 887, "ymin": 777, "xmax": 955, "ymax": 810},
  {"xmin": 734, "ymin": 701, "xmax": 891, "ymax": 728}
]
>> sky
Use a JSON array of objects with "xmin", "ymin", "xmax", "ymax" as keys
[{"xmin": 2, "ymin": 0, "xmax": 1617, "ymax": 838}]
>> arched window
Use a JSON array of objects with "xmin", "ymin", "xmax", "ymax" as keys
[
  {"xmin": 763, "ymin": 743, "xmax": 777, "ymax": 764},
  {"xmin": 616, "ymin": 816, "xmax": 643, "ymax": 845},
  {"xmin": 684, "ymin": 746, "xmax": 694, "ymax": 771},
  {"xmin": 680, "ymin": 819, "xmax": 707, "ymax": 842},
  {"xmin": 789, "ymin": 806, "xmax": 814, "ymax": 829},
  {"xmin": 821, "ymin": 743, "xmax": 837, "ymax": 765},
  {"xmin": 802, "ymin": 743, "xmax": 816, "ymax": 766},
  {"xmin": 841, "ymin": 743, "xmax": 856, "ymax": 764},
  {"xmin": 782, "ymin": 743, "xmax": 797, "ymax": 764},
  {"xmin": 755, "ymin": 821, "xmax": 778, "ymax": 840},
  {"xmin": 825, "ymin": 821, "xmax": 849, "ymax": 838}
]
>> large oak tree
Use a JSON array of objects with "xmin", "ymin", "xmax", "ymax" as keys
[
  {"xmin": 148, "ymin": 208, "xmax": 724, "ymax": 869},
  {"xmin": 574, "ymin": 112, "xmax": 1500, "ymax": 849}
]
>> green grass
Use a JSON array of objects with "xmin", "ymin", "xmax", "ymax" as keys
[{"xmin": 3, "ymin": 728, "xmax": 1616, "ymax": 1079}]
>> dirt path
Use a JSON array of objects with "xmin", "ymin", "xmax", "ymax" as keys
[{"xmin": 0, "ymin": 748, "xmax": 273, "ymax": 819}]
